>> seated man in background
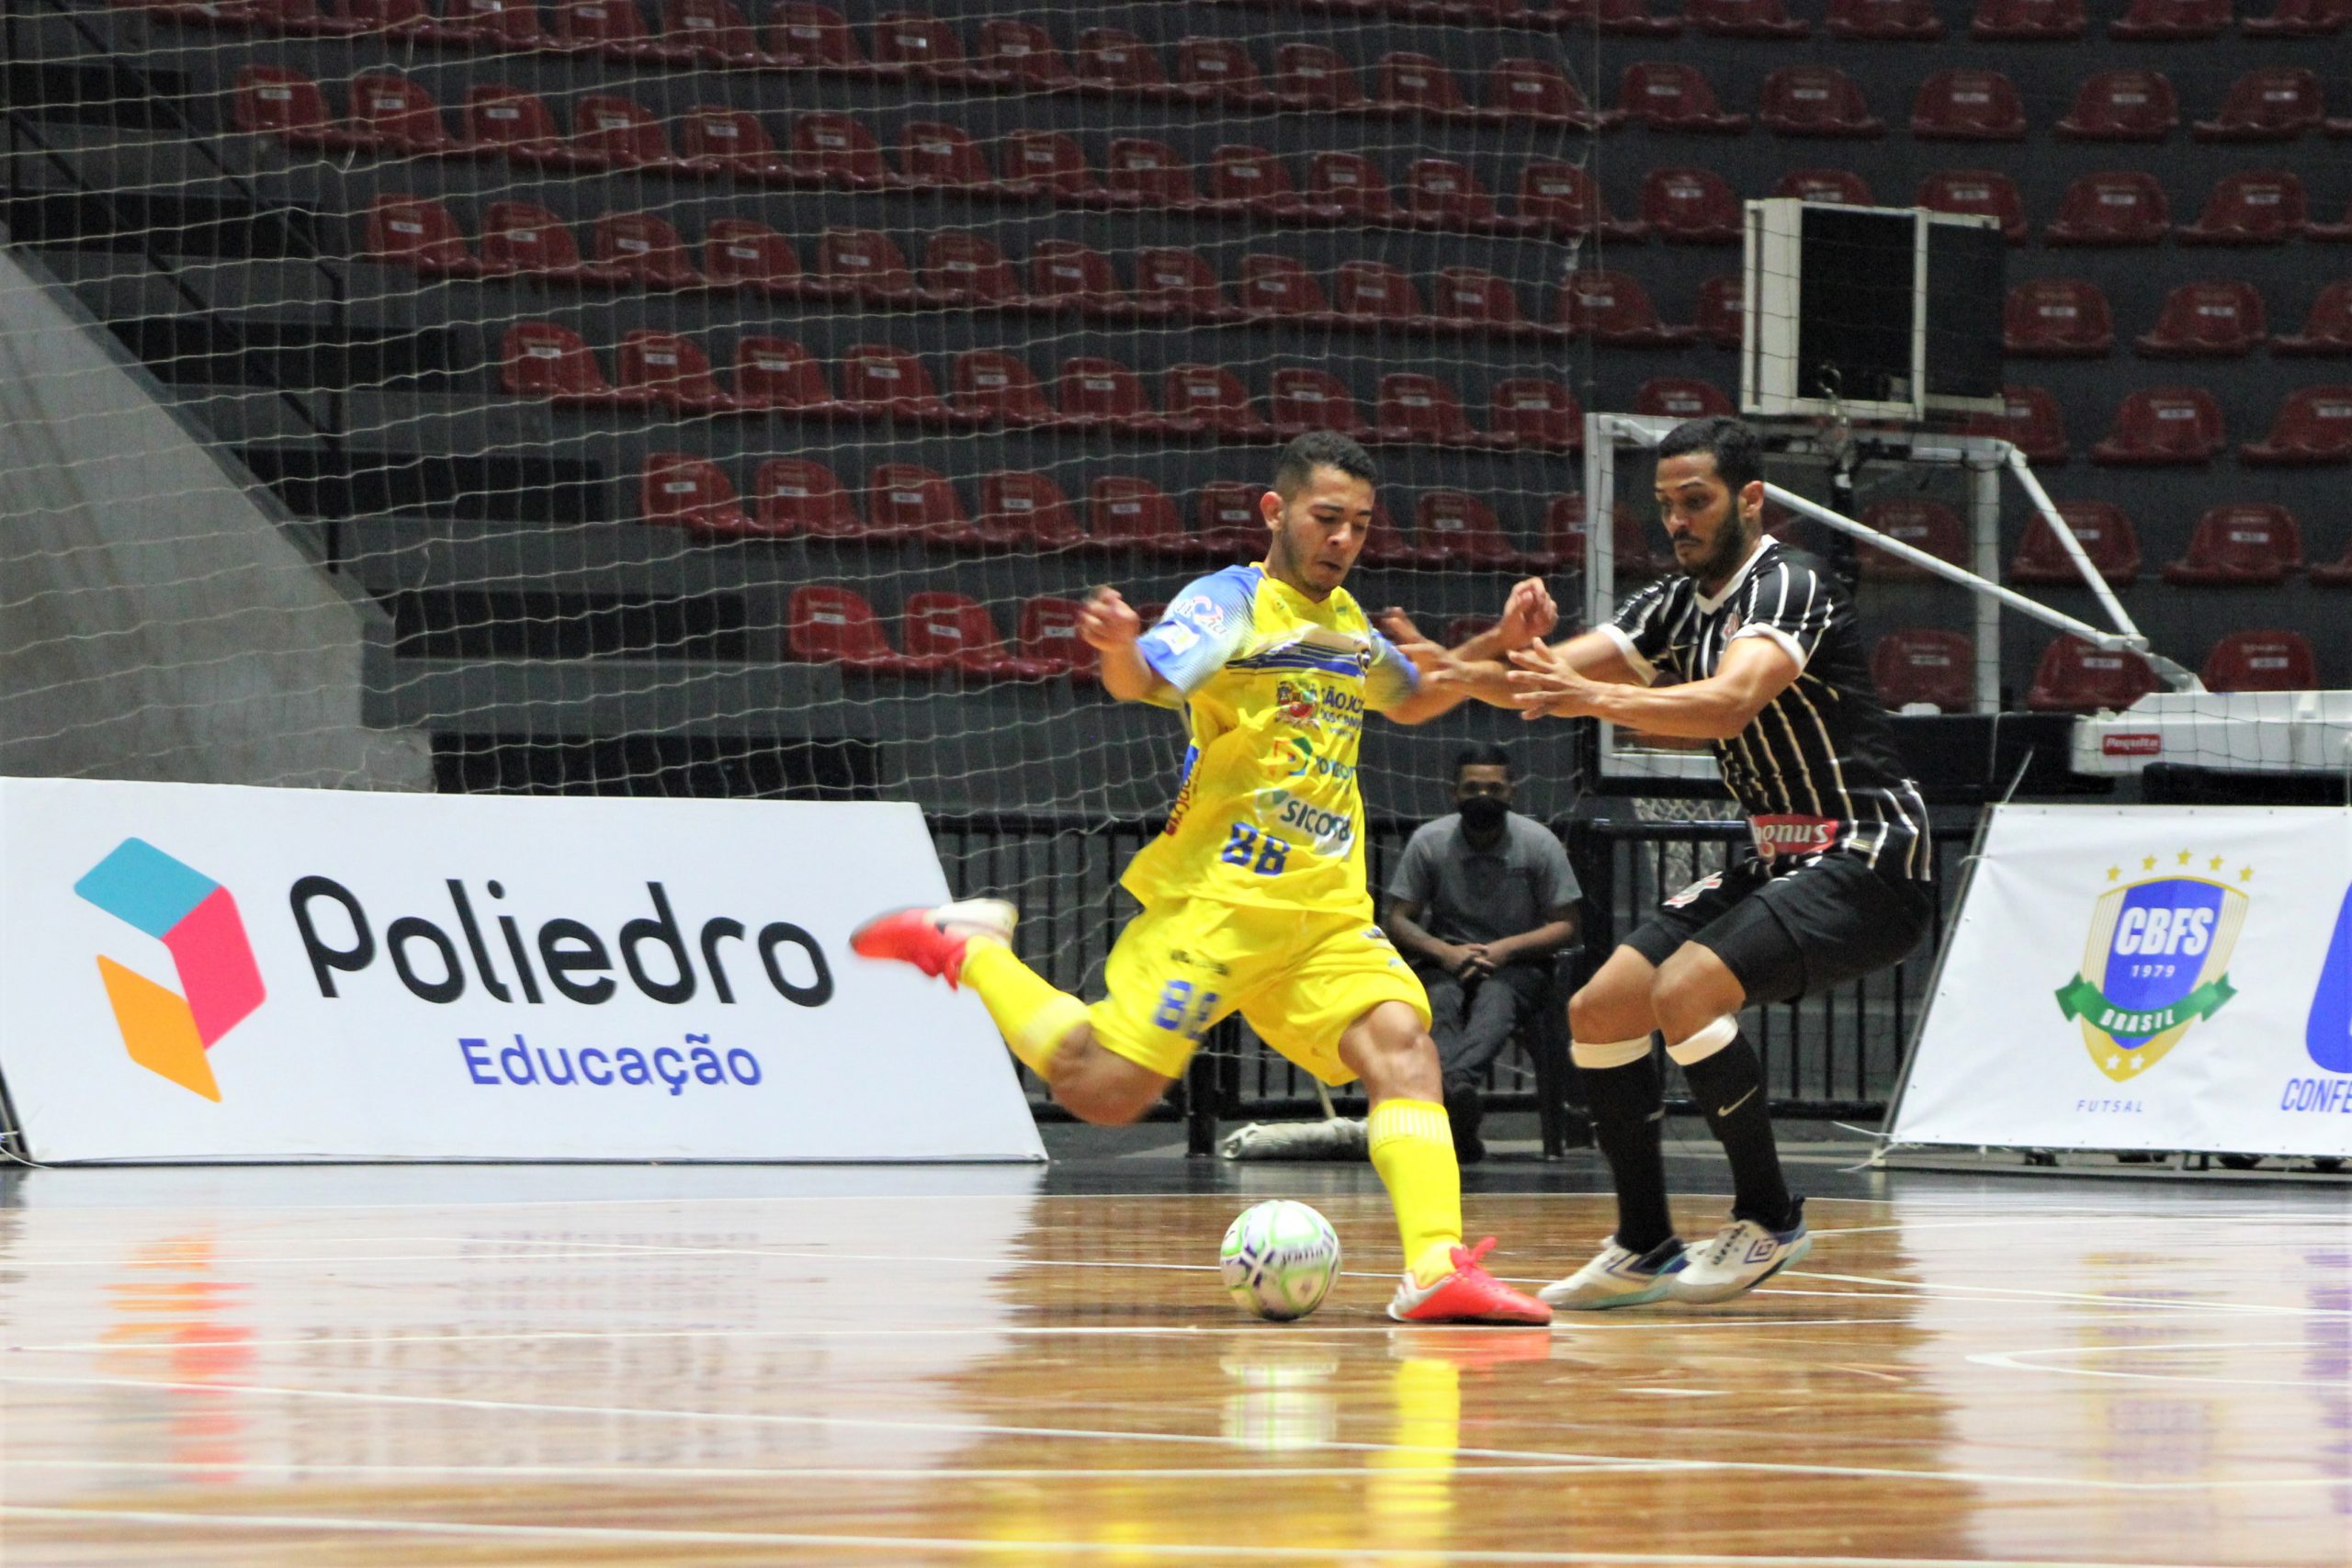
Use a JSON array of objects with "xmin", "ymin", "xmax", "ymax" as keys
[{"xmin": 1381, "ymin": 743, "xmax": 1580, "ymax": 1162}]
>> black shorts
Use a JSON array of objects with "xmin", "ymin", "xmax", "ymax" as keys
[{"xmin": 1623, "ymin": 852, "xmax": 1934, "ymax": 1007}]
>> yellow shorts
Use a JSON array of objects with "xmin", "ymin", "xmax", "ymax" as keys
[{"xmin": 1088, "ymin": 898, "xmax": 1431, "ymax": 1086}]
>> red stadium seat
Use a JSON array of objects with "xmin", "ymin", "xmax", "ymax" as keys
[
  {"xmin": 1172, "ymin": 37, "xmax": 1276, "ymax": 107},
  {"xmin": 1088, "ymin": 477, "xmax": 1186, "ymax": 555},
  {"xmin": 1000, "ymin": 131, "xmax": 1105, "ymax": 204},
  {"xmin": 2045, "ymin": 172, "xmax": 2170, "ymax": 245},
  {"xmin": 1372, "ymin": 52, "xmax": 1471, "ymax": 119},
  {"xmin": 919, "ymin": 231, "xmax": 1023, "ymax": 310},
  {"xmin": 2053, "ymin": 70, "xmax": 2178, "ymax": 141},
  {"xmin": 2163, "ymin": 503, "xmax": 2304, "ymax": 584},
  {"xmin": 894, "ymin": 121, "xmax": 995, "ymax": 192},
  {"xmin": 2089, "ymin": 386, "xmax": 2225, "ymax": 465},
  {"xmin": 1017, "ymin": 597, "xmax": 1098, "ymax": 678},
  {"xmin": 2004, "ymin": 279, "xmax": 2115, "ymax": 357},
  {"xmin": 732, "ymin": 337, "xmax": 842, "ymax": 417},
  {"xmin": 769, "ymin": 4, "xmax": 864, "ymax": 71},
  {"xmin": 1692, "ymin": 276, "xmax": 1745, "ymax": 348},
  {"xmin": 1871, "ymin": 631, "xmax": 1974, "ymax": 714},
  {"xmin": 2134, "ymin": 280, "xmax": 2266, "ymax": 357},
  {"xmin": 1333, "ymin": 261, "xmax": 1430, "ymax": 329},
  {"xmin": 1356, "ymin": 499, "xmax": 1434, "ymax": 570},
  {"xmin": 1203, "ymin": 144, "xmax": 1309, "ymax": 219},
  {"xmin": 1519, "ymin": 162, "xmax": 1647, "ymax": 239},
  {"xmin": 463, "ymin": 86, "xmax": 594, "ymax": 170},
  {"xmin": 977, "ymin": 472, "xmax": 1086, "ymax": 552},
  {"xmin": 1965, "ymin": 384, "xmax": 2070, "ymax": 464},
  {"xmin": 2109, "ymin": 0, "xmax": 2231, "ymax": 38},
  {"xmin": 660, "ymin": 0, "xmax": 767, "ymax": 65},
  {"xmin": 1616, "ymin": 61, "xmax": 1747, "ymax": 134},
  {"xmin": 1401, "ymin": 160, "xmax": 1517, "ymax": 232},
  {"xmin": 434, "ymin": 0, "xmax": 545, "ymax": 46},
  {"xmin": 363, "ymin": 195, "xmax": 481, "ymax": 276},
  {"xmin": 590, "ymin": 211, "xmax": 704, "ymax": 292},
  {"xmin": 949, "ymin": 351, "xmax": 1062, "ymax": 428},
  {"xmin": 1758, "ymin": 66, "xmax": 1883, "ymax": 138},
  {"xmin": 1776, "ymin": 168, "xmax": 1872, "ymax": 206},
  {"xmin": 1057, "ymin": 357, "xmax": 1172, "ymax": 434},
  {"xmin": 1640, "ymin": 166, "xmax": 1742, "ymax": 243},
  {"xmin": 1524, "ymin": 495, "xmax": 1643, "ymax": 573},
  {"xmin": 871, "ymin": 9, "xmax": 971, "ymax": 81},
  {"xmin": 1489, "ymin": 379, "xmax": 1584, "ymax": 451},
  {"xmin": 1916, "ymin": 170, "xmax": 2028, "ymax": 243},
  {"xmin": 1416, "ymin": 271, "xmax": 1532, "ymax": 342},
  {"xmin": 2241, "ymin": 386, "xmax": 2352, "ymax": 465},
  {"xmin": 2201, "ymin": 630, "xmax": 2317, "ymax": 694},
  {"xmin": 1971, "ymin": 0, "xmax": 2086, "ymax": 37},
  {"xmin": 788, "ymin": 586, "xmax": 942, "ymax": 674},
  {"xmin": 838, "ymin": 344, "xmax": 964, "ymax": 425},
  {"xmin": 1165, "ymin": 365, "xmax": 1272, "ymax": 439},
  {"xmin": 500, "ymin": 322, "xmax": 637, "ymax": 407},
  {"xmin": 2239, "ymin": 0, "xmax": 2346, "ymax": 34},
  {"xmin": 1306, "ymin": 152, "xmax": 1396, "ymax": 221},
  {"xmin": 1416, "ymin": 491, "xmax": 1523, "ymax": 570},
  {"xmin": 1028, "ymin": 240, "xmax": 1140, "ymax": 320},
  {"xmin": 1104, "ymin": 139, "xmax": 1199, "ymax": 209},
  {"xmin": 1558, "ymin": 0, "xmax": 1687, "ymax": 34},
  {"xmin": 232, "ymin": 66, "xmax": 360, "ymax": 149},
  {"xmin": 1689, "ymin": 0, "xmax": 1809, "ymax": 35},
  {"xmin": 571, "ymin": 96, "xmax": 687, "ymax": 173},
  {"xmin": 974, "ymin": 20, "xmax": 1073, "ymax": 92},
  {"xmin": 679, "ymin": 107, "xmax": 794, "ymax": 183},
  {"xmin": 2275, "ymin": 281, "xmax": 2352, "ymax": 356},
  {"xmin": 641, "ymin": 455, "xmax": 754, "ymax": 537},
  {"xmin": 1269, "ymin": 368, "xmax": 1373, "ymax": 441},
  {"xmin": 755, "ymin": 458, "xmax": 861, "ymax": 538},
  {"xmin": 617, "ymin": 330, "xmax": 733, "ymax": 412},
  {"xmin": 1138, "ymin": 247, "xmax": 1238, "ymax": 321},
  {"xmin": 346, "ymin": 73, "xmax": 475, "ymax": 158},
  {"xmin": 810, "ymin": 226, "xmax": 922, "ymax": 304},
  {"xmin": 1273, "ymin": 43, "xmax": 1365, "ymax": 112},
  {"xmin": 548, "ymin": 0, "xmax": 668, "ymax": 58},
  {"xmin": 2026, "ymin": 637, "xmax": 2161, "ymax": 714},
  {"xmin": 2180, "ymin": 171, "xmax": 2307, "ymax": 245},
  {"xmin": 902, "ymin": 593, "xmax": 1054, "ymax": 681},
  {"xmin": 2009, "ymin": 501, "xmax": 2142, "ymax": 583},
  {"xmin": 1912, "ymin": 70, "xmax": 2028, "ymax": 141},
  {"xmin": 1073, "ymin": 27, "xmax": 1166, "ymax": 96},
  {"xmin": 789, "ymin": 112, "xmax": 887, "ymax": 188},
  {"xmin": 1376, "ymin": 374, "xmax": 1501, "ymax": 448},
  {"xmin": 1193, "ymin": 482, "xmax": 1269, "ymax": 561},
  {"xmin": 1857, "ymin": 500, "xmax": 1967, "ymax": 580},
  {"xmin": 1826, "ymin": 0, "xmax": 1945, "ymax": 37},
  {"xmin": 2194, "ymin": 67, "xmax": 2324, "ymax": 141},
  {"xmin": 1634, "ymin": 377, "xmax": 1734, "ymax": 420},
  {"xmin": 480, "ymin": 202, "xmax": 625, "ymax": 286},
  {"xmin": 1483, "ymin": 58, "xmax": 1620, "ymax": 130},
  {"xmin": 867, "ymin": 463, "xmax": 981, "ymax": 547},
  {"xmin": 338, "ymin": 0, "xmax": 453, "ymax": 44},
  {"xmin": 1238, "ymin": 254, "xmax": 1334, "ymax": 324},
  {"xmin": 1556, "ymin": 270, "xmax": 1693, "ymax": 345}
]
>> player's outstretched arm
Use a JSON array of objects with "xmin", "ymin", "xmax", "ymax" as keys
[
  {"xmin": 1507, "ymin": 635, "xmax": 1800, "ymax": 739},
  {"xmin": 1080, "ymin": 586, "xmax": 1173, "ymax": 705}
]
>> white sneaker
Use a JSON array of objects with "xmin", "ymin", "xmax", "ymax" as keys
[
  {"xmin": 1538, "ymin": 1236, "xmax": 1688, "ymax": 1311},
  {"xmin": 1668, "ymin": 1215, "xmax": 1811, "ymax": 1304}
]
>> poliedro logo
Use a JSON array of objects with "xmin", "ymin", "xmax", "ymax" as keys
[
  {"xmin": 74, "ymin": 839, "xmax": 266, "ymax": 1101},
  {"xmin": 2054, "ymin": 849, "xmax": 2250, "ymax": 1085}
]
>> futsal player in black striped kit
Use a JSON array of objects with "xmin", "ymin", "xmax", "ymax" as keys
[{"xmin": 1437, "ymin": 416, "xmax": 1934, "ymax": 1307}]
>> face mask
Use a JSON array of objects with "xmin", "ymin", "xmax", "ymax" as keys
[{"xmin": 1458, "ymin": 795, "xmax": 1508, "ymax": 832}]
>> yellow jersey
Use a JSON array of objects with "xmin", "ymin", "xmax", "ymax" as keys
[{"xmin": 1121, "ymin": 564, "xmax": 1420, "ymax": 916}]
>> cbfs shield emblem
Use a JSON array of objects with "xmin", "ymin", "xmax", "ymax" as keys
[{"xmin": 2054, "ymin": 872, "xmax": 2245, "ymax": 1083}]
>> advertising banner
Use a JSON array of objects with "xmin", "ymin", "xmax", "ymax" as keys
[
  {"xmin": 1891, "ymin": 805, "xmax": 2352, "ymax": 1157},
  {"xmin": 0, "ymin": 778, "xmax": 1045, "ymax": 1163}
]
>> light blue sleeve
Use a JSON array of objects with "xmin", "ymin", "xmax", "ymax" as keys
[
  {"xmin": 1136, "ymin": 570, "xmax": 1257, "ymax": 699},
  {"xmin": 1363, "ymin": 627, "xmax": 1423, "ymax": 713}
]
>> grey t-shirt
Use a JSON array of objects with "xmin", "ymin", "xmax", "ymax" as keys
[{"xmin": 1385, "ymin": 813, "xmax": 1580, "ymax": 949}]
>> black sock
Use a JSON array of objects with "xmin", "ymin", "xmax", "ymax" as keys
[
  {"xmin": 1679, "ymin": 1034, "xmax": 1797, "ymax": 1231},
  {"xmin": 1580, "ymin": 1050, "xmax": 1674, "ymax": 1254}
]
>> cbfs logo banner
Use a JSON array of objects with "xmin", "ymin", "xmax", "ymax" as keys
[
  {"xmin": 73, "ymin": 839, "xmax": 266, "ymax": 1101},
  {"xmin": 2054, "ymin": 854, "xmax": 2249, "ymax": 1084}
]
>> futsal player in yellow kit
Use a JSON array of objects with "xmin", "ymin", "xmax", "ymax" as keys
[{"xmin": 854, "ymin": 433, "xmax": 1551, "ymax": 1324}]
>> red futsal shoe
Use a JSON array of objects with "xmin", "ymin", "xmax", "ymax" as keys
[
  {"xmin": 849, "ymin": 898, "xmax": 1017, "ymax": 987},
  {"xmin": 1386, "ymin": 1237, "xmax": 1554, "ymax": 1325}
]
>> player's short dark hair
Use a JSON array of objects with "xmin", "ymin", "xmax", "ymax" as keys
[
  {"xmin": 1453, "ymin": 741, "xmax": 1512, "ymax": 778},
  {"xmin": 1273, "ymin": 431, "xmax": 1378, "ymax": 497},
  {"xmin": 1657, "ymin": 415, "xmax": 1763, "ymax": 493}
]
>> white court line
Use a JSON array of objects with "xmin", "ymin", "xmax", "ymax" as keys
[
  {"xmin": 0, "ymin": 1504, "xmax": 2278, "ymax": 1567},
  {"xmin": 1, "ymin": 1371, "xmax": 2336, "ymax": 1495},
  {"xmin": 1785, "ymin": 1269, "xmax": 2351, "ymax": 1318},
  {"xmin": 1970, "ymin": 1341, "xmax": 2336, "ymax": 1390}
]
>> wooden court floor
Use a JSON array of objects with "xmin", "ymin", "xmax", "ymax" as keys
[{"xmin": 0, "ymin": 1157, "xmax": 2344, "ymax": 1567}]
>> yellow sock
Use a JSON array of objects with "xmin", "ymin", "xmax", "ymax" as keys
[
  {"xmin": 958, "ymin": 940, "xmax": 1091, "ymax": 1077},
  {"xmin": 1366, "ymin": 1099, "xmax": 1464, "ymax": 1286}
]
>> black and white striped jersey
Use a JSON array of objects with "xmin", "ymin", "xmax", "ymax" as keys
[{"xmin": 1600, "ymin": 538, "xmax": 1933, "ymax": 881}]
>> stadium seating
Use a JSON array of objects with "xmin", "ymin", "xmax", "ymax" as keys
[
  {"xmin": 1857, "ymin": 499, "xmax": 1967, "ymax": 580},
  {"xmin": 1487, "ymin": 379, "xmax": 1583, "ymax": 451},
  {"xmin": 1757, "ymin": 66, "xmax": 1884, "ymax": 138},
  {"xmin": 2310, "ymin": 536, "xmax": 2352, "ymax": 588},
  {"xmin": 1916, "ymin": 170, "xmax": 2029, "ymax": 243},
  {"xmin": 755, "ymin": 458, "xmax": 860, "ymax": 538},
  {"xmin": 1911, "ymin": 70, "xmax": 2028, "ymax": 141},
  {"xmin": 2003, "ymin": 279, "xmax": 2115, "ymax": 357},
  {"xmin": 2238, "ymin": 0, "xmax": 2346, "ymax": 35},
  {"xmin": 1164, "ymin": 364, "xmax": 1272, "ymax": 439},
  {"xmin": 1484, "ymin": 58, "xmax": 1620, "ymax": 130},
  {"xmin": 917, "ymin": 231, "xmax": 1022, "ymax": 310},
  {"xmin": 363, "ymin": 195, "xmax": 483, "ymax": 276},
  {"xmin": 1432, "ymin": 267, "xmax": 1547, "ymax": 338},
  {"xmin": 699, "ymin": 220, "xmax": 805, "ymax": 298},
  {"xmin": 2008, "ymin": 502, "xmax": 2142, "ymax": 583},
  {"xmin": 1238, "ymin": 254, "xmax": 1333, "ymax": 323},
  {"xmin": 1616, "ymin": 61, "xmax": 1748, "ymax": 134},
  {"xmin": 1074, "ymin": 27, "xmax": 1165, "ymax": 96},
  {"xmin": 463, "ymin": 86, "xmax": 594, "ymax": 169},
  {"xmin": 1027, "ymin": 241, "xmax": 1136, "ymax": 319},
  {"xmin": 1556, "ymin": 270, "xmax": 1693, "ymax": 345},
  {"xmin": 594, "ymin": 213, "xmax": 703, "ymax": 291},
  {"xmin": 1306, "ymin": 152, "xmax": 1396, "ymax": 221},
  {"xmin": 770, "ymin": 6, "xmax": 865, "ymax": 72},
  {"xmin": 1641, "ymin": 167, "xmax": 1742, "ymax": 243},
  {"xmin": 1057, "ymin": 357, "xmax": 1173, "ymax": 435},
  {"xmin": 733, "ymin": 337, "xmax": 841, "ymax": 417},
  {"xmin": 2162, "ymin": 503, "xmax": 2305, "ymax": 584},
  {"xmin": 1871, "ymin": 630, "xmax": 1974, "ymax": 713},
  {"xmin": 1087, "ymin": 477, "xmax": 1187, "ymax": 555},
  {"xmin": 1416, "ymin": 491, "xmax": 1525, "ymax": 570},
  {"xmin": 680, "ymin": 107, "xmax": 793, "ymax": 182},
  {"xmin": 1634, "ymin": 378, "xmax": 1734, "ymax": 420},
  {"xmin": 2239, "ymin": 386, "xmax": 2352, "ymax": 465},
  {"xmin": 2133, "ymin": 281, "xmax": 2266, "ymax": 356},
  {"xmin": 2194, "ymin": 68, "xmax": 2326, "ymax": 141},
  {"xmin": 1273, "ymin": 44, "xmax": 1364, "ymax": 112},
  {"xmin": 1401, "ymin": 159, "xmax": 1519, "ymax": 232},
  {"xmin": 1826, "ymin": 0, "xmax": 1946, "ymax": 39},
  {"xmin": 1104, "ymin": 139, "xmax": 1199, "ymax": 209},
  {"xmin": 1204, "ymin": 146, "xmax": 1306, "ymax": 218},
  {"xmin": 2026, "ymin": 637, "xmax": 2162, "ymax": 714},
  {"xmin": 2317, "ymin": 199, "xmax": 2352, "ymax": 242},
  {"xmin": 1139, "ymin": 247, "xmax": 1238, "ymax": 321},
  {"xmin": 864, "ymin": 462, "xmax": 978, "ymax": 546},
  {"xmin": 2199, "ymin": 630, "xmax": 2317, "ymax": 693},
  {"xmin": 1970, "ymin": 0, "xmax": 2087, "ymax": 39},
  {"xmin": 1269, "ymin": 368, "xmax": 1373, "ymax": 441},
  {"xmin": 1017, "ymin": 597, "xmax": 1097, "ymax": 679},
  {"xmin": 788, "ymin": 586, "xmax": 946, "ymax": 674},
  {"xmin": 2054, "ymin": 70, "xmax": 2179, "ymax": 142},
  {"xmin": 901, "ymin": 593, "xmax": 1057, "ymax": 681},
  {"xmin": 1173, "ymin": 37, "xmax": 1275, "ymax": 107},
  {"xmin": 481, "ymin": 202, "xmax": 627, "ymax": 285},
  {"xmin": 839, "ymin": 344, "xmax": 965, "ymax": 425},
  {"xmin": 616, "ymin": 330, "xmax": 732, "ymax": 412},
  {"xmin": 640, "ymin": 454, "xmax": 754, "ymax": 536},
  {"xmin": 1517, "ymin": 163, "xmax": 1647, "ymax": 239},
  {"xmin": 501, "ymin": 322, "xmax": 633, "ymax": 407},
  {"xmin": 2275, "ymin": 282, "xmax": 2352, "ymax": 355},
  {"xmin": 1963, "ymin": 384, "xmax": 2070, "ymax": 463},
  {"xmin": 1372, "ymin": 51, "xmax": 1472, "ymax": 120},
  {"xmin": 2109, "ymin": 0, "xmax": 2233, "ymax": 39},
  {"xmin": 975, "ymin": 471, "xmax": 1086, "ymax": 551},
  {"xmin": 1193, "ymin": 481, "xmax": 1269, "ymax": 558},
  {"xmin": 1694, "ymin": 276, "xmax": 1744, "ymax": 347},
  {"xmin": 1777, "ymin": 168, "xmax": 1872, "ymax": 205},
  {"xmin": 790, "ymin": 113, "xmax": 887, "ymax": 187},
  {"xmin": 2045, "ymin": 172, "xmax": 2171, "ymax": 244},
  {"xmin": 2179, "ymin": 172, "xmax": 2308, "ymax": 244},
  {"xmin": 947, "ymin": 351, "xmax": 1060, "ymax": 428},
  {"xmin": 1376, "ymin": 374, "xmax": 1504, "ymax": 449},
  {"xmin": 2088, "ymin": 386, "xmax": 2226, "ymax": 465},
  {"xmin": 893, "ymin": 121, "xmax": 994, "ymax": 192},
  {"xmin": 1001, "ymin": 130, "xmax": 1104, "ymax": 203},
  {"xmin": 1689, "ymin": 0, "xmax": 1810, "ymax": 36}
]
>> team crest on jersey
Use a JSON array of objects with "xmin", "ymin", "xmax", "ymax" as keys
[
  {"xmin": 2054, "ymin": 852, "xmax": 2251, "ymax": 1084},
  {"xmin": 1176, "ymin": 594, "xmax": 1226, "ymax": 635}
]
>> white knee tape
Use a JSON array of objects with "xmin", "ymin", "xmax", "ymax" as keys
[
  {"xmin": 1571, "ymin": 1036, "xmax": 1652, "ymax": 1070},
  {"xmin": 1666, "ymin": 1016, "xmax": 1738, "ymax": 1066}
]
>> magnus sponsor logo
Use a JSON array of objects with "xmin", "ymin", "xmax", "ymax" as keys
[
  {"xmin": 2054, "ymin": 851, "xmax": 2249, "ymax": 1085},
  {"xmin": 74, "ymin": 840, "xmax": 266, "ymax": 1101}
]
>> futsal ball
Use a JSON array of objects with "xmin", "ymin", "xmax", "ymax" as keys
[{"xmin": 1219, "ymin": 1200, "xmax": 1342, "ymax": 1321}]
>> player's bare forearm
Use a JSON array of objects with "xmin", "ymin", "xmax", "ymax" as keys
[
  {"xmin": 1381, "ymin": 905, "xmax": 1454, "ymax": 968},
  {"xmin": 1509, "ymin": 637, "xmax": 1797, "ymax": 739},
  {"xmin": 1446, "ymin": 629, "xmax": 1643, "ymax": 710},
  {"xmin": 1378, "ymin": 681, "xmax": 1472, "ymax": 726},
  {"xmin": 1490, "ymin": 917, "xmax": 1577, "ymax": 965},
  {"xmin": 1098, "ymin": 642, "xmax": 1170, "ymax": 705}
]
